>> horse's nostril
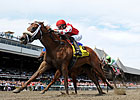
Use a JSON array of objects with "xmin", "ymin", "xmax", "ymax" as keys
[
  {"xmin": 20, "ymin": 37, "xmax": 25, "ymax": 41},
  {"xmin": 19, "ymin": 37, "xmax": 22, "ymax": 40}
]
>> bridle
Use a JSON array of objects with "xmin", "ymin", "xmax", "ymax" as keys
[
  {"xmin": 30, "ymin": 23, "xmax": 43, "ymax": 42},
  {"xmin": 23, "ymin": 22, "xmax": 43, "ymax": 43}
]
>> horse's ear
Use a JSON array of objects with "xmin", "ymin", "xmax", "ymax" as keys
[
  {"xmin": 46, "ymin": 25, "xmax": 50, "ymax": 27},
  {"xmin": 34, "ymin": 21, "xmax": 44, "ymax": 25},
  {"xmin": 39, "ymin": 22, "xmax": 44, "ymax": 24},
  {"xmin": 45, "ymin": 25, "xmax": 51, "ymax": 29}
]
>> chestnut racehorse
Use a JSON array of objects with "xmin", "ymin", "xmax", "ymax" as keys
[{"xmin": 13, "ymin": 21, "xmax": 113, "ymax": 95}]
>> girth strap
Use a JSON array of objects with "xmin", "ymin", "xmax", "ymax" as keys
[{"xmin": 68, "ymin": 56, "xmax": 77, "ymax": 70}]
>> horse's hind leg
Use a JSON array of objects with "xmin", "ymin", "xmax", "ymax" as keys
[
  {"xmin": 13, "ymin": 61, "xmax": 50, "ymax": 93},
  {"xmin": 91, "ymin": 62, "xmax": 114, "ymax": 89},
  {"xmin": 71, "ymin": 73, "xmax": 77, "ymax": 94},
  {"xmin": 86, "ymin": 69, "xmax": 105, "ymax": 95},
  {"xmin": 40, "ymin": 69, "xmax": 61, "ymax": 94}
]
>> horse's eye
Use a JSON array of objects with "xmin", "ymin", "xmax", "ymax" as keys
[{"xmin": 31, "ymin": 27, "xmax": 37, "ymax": 32}]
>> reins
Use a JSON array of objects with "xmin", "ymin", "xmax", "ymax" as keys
[{"xmin": 47, "ymin": 29, "xmax": 60, "ymax": 42}]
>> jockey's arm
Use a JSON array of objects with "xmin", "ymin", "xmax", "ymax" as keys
[
  {"xmin": 108, "ymin": 59, "xmax": 115, "ymax": 66},
  {"xmin": 105, "ymin": 60, "xmax": 109, "ymax": 65},
  {"xmin": 57, "ymin": 25, "xmax": 72, "ymax": 34}
]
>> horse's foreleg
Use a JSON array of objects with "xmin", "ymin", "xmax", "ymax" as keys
[
  {"xmin": 113, "ymin": 78, "xmax": 117, "ymax": 88},
  {"xmin": 40, "ymin": 69, "xmax": 61, "ymax": 94},
  {"xmin": 121, "ymin": 76, "xmax": 128, "ymax": 88},
  {"xmin": 122, "ymin": 81, "xmax": 127, "ymax": 88},
  {"xmin": 104, "ymin": 78, "xmax": 114, "ymax": 89},
  {"xmin": 61, "ymin": 63, "xmax": 69, "ymax": 94},
  {"xmin": 13, "ymin": 61, "xmax": 50, "ymax": 93}
]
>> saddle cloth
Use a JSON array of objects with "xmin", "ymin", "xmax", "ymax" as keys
[{"xmin": 71, "ymin": 43, "xmax": 89, "ymax": 58}]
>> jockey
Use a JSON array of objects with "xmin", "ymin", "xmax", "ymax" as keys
[
  {"xmin": 105, "ymin": 56, "xmax": 119, "ymax": 73},
  {"xmin": 54, "ymin": 19, "xmax": 82, "ymax": 56}
]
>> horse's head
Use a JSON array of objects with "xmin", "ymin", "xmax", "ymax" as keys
[{"xmin": 20, "ymin": 21, "xmax": 45, "ymax": 44}]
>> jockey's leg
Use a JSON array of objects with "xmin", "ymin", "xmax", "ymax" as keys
[
  {"xmin": 40, "ymin": 69, "xmax": 61, "ymax": 94},
  {"xmin": 13, "ymin": 61, "xmax": 50, "ymax": 93},
  {"xmin": 70, "ymin": 37, "xmax": 82, "ymax": 56},
  {"xmin": 112, "ymin": 65, "xmax": 118, "ymax": 73},
  {"xmin": 112, "ymin": 65, "xmax": 116, "ymax": 72}
]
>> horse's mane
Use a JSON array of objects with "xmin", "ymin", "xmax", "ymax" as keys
[
  {"xmin": 45, "ymin": 25, "xmax": 62, "ymax": 42},
  {"xmin": 45, "ymin": 25, "xmax": 51, "ymax": 30}
]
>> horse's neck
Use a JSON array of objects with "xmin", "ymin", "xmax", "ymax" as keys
[{"xmin": 40, "ymin": 33, "xmax": 60, "ymax": 57}]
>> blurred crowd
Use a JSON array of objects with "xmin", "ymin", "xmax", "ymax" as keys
[{"xmin": 0, "ymin": 79, "xmax": 140, "ymax": 91}]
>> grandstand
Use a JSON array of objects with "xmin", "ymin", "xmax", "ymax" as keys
[{"xmin": 0, "ymin": 32, "xmax": 43, "ymax": 80}]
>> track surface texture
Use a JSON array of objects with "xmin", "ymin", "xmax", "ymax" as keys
[{"xmin": 0, "ymin": 89, "xmax": 140, "ymax": 100}]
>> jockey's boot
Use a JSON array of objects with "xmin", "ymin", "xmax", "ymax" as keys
[
  {"xmin": 115, "ymin": 67, "xmax": 119, "ymax": 73},
  {"xmin": 113, "ymin": 67, "xmax": 118, "ymax": 73},
  {"xmin": 70, "ymin": 37, "xmax": 82, "ymax": 56}
]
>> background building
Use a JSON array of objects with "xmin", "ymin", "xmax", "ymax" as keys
[{"xmin": 94, "ymin": 47, "xmax": 140, "ymax": 83}]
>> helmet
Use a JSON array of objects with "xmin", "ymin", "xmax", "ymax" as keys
[
  {"xmin": 106, "ymin": 56, "xmax": 111, "ymax": 60},
  {"xmin": 56, "ymin": 19, "xmax": 66, "ymax": 26}
]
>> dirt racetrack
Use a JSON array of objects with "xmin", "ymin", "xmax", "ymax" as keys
[{"xmin": 0, "ymin": 89, "xmax": 140, "ymax": 100}]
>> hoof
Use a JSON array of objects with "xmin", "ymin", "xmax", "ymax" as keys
[
  {"xmin": 60, "ymin": 92, "xmax": 66, "ymax": 95},
  {"xmin": 40, "ymin": 91, "xmax": 45, "ymax": 94},
  {"xmin": 13, "ymin": 88, "xmax": 21, "ymax": 93},
  {"xmin": 110, "ymin": 86, "xmax": 114, "ymax": 89},
  {"xmin": 71, "ymin": 92, "xmax": 77, "ymax": 95},
  {"xmin": 95, "ymin": 92, "xmax": 106, "ymax": 96},
  {"xmin": 60, "ymin": 92, "xmax": 69, "ymax": 95},
  {"xmin": 95, "ymin": 93, "xmax": 103, "ymax": 96}
]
